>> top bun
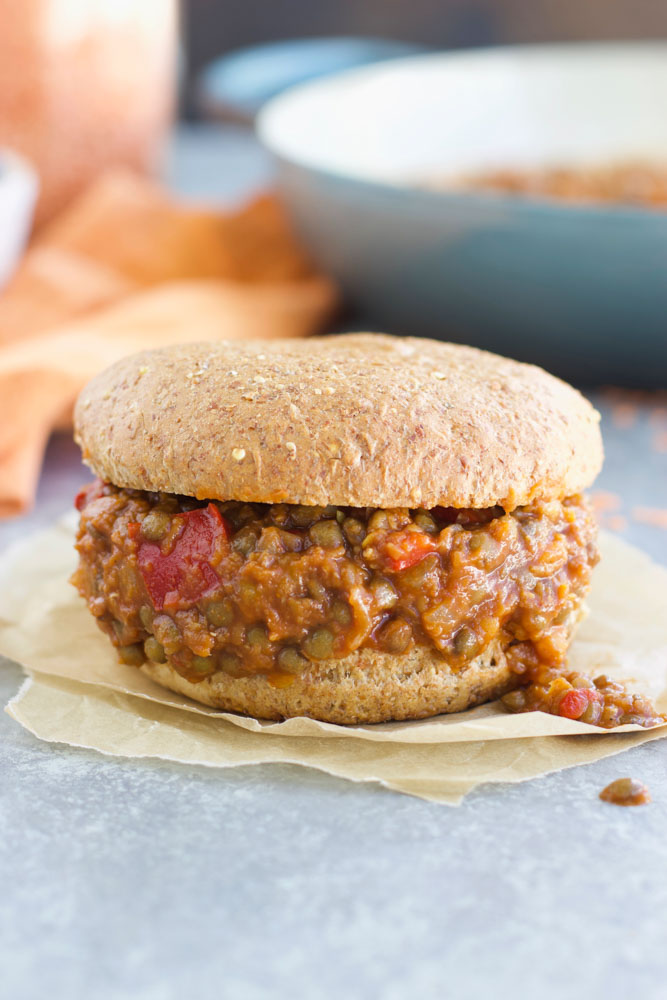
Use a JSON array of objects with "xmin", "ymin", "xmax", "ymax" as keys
[{"xmin": 74, "ymin": 333, "xmax": 603, "ymax": 510}]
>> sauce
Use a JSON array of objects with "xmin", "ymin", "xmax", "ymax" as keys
[{"xmin": 74, "ymin": 484, "xmax": 597, "ymax": 687}]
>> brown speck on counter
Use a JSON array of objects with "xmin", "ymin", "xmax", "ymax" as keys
[{"xmin": 599, "ymin": 778, "xmax": 651, "ymax": 806}]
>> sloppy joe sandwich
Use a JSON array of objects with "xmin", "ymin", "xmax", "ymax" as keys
[{"xmin": 72, "ymin": 333, "xmax": 617, "ymax": 726}]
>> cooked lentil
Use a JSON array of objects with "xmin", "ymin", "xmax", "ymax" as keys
[{"xmin": 144, "ymin": 636, "xmax": 166, "ymax": 663}]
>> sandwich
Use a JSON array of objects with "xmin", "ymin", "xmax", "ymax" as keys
[{"xmin": 72, "ymin": 332, "xmax": 618, "ymax": 726}]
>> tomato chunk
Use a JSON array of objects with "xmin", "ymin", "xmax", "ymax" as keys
[
  {"xmin": 137, "ymin": 504, "xmax": 229, "ymax": 611},
  {"xmin": 74, "ymin": 479, "xmax": 105, "ymax": 511},
  {"xmin": 378, "ymin": 531, "xmax": 437, "ymax": 573},
  {"xmin": 558, "ymin": 688, "xmax": 599, "ymax": 720}
]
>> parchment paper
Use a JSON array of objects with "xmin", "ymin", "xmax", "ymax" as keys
[
  {"xmin": 7, "ymin": 672, "xmax": 664, "ymax": 805},
  {"xmin": 1, "ymin": 516, "xmax": 666, "ymax": 803}
]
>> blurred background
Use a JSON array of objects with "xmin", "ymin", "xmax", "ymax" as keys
[{"xmin": 183, "ymin": 0, "xmax": 667, "ymax": 97}]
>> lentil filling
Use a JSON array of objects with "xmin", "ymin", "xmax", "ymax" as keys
[{"xmin": 72, "ymin": 481, "xmax": 663, "ymax": 728}]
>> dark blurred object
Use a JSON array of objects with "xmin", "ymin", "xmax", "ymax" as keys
[
  {"xmin": 0, "ymin": 0, "xmax": 178, "ymax": 225},
  {"xmin": 197, "ymin": 37, "xmax": 427, "ymax": 123},
  {"xmin": 183, "ymin": 0, "xmax": 667, "ymax": 116}
]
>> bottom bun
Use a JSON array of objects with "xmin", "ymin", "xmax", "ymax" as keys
[{"xmin": 139, "ymin": 639, "xmax": 518, "ymax": 725}]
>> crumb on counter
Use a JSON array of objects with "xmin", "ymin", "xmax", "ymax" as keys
[{"xmin": 599, "ymin": 778, "xmax": 651, "ymax": 806}]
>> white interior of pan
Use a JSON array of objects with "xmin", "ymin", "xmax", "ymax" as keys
[{"xmin": 258, "ymin": 43, "xmax": 667, "ymax": 184}]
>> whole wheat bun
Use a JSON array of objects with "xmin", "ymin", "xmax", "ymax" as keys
[
  {"xmin": 140, "ymin": 638, "xmax": 516, "ymax": 724},
  {"xmin": 75, "ymin": 333, "xmax": 602, "ymax": 510}
]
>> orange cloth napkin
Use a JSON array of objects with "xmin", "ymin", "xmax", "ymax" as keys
[{"xmin": 0, "ymin": 172, "xmax": 338, "ymax": 518}]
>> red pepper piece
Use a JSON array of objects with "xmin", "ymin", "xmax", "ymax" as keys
[
  {"xmin": 380, "ymin": 531, "xmax": 437, "ymax": 573},
  {"xmin": 137, "ymin": 504, "xmax": 229, "ymax": 611},
  {"xmin": 558, "ymin": 688, "xmax": 599, "ymax": 720}
]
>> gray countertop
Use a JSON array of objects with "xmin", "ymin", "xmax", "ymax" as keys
[{"xmin": 1, "ymin": 128, "xmax": 666, "ymax": 1000}]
